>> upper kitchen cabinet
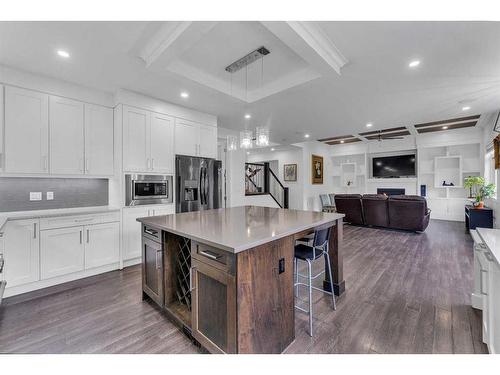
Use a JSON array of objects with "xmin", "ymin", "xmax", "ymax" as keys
[
  {"xmin": 50, "ymin": 96, "xmax": 85, "ymax": 175},
  {"xmin": 175, "ymin": 119, "xmax": 217, "ymax": 159},
  {"xmin": 122, "ymin": 105, "xmax": 175, "ymax": 174},
  {"xmin": 150, "ymin": 112, "xmax": 174, "ymax": 173},
  {"xmin": 4, "ymin": 86, "xmax": 49, "ymax": 174},
  {"xmin": 84, "ymin": 104, "xmax": 114, "ymax": 176}
]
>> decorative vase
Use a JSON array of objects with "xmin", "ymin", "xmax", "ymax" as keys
[{"xmin": 477, "ymin": 201, "xmax": 484, "ymax": 209}]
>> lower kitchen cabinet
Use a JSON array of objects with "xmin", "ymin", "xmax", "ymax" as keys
[
  {"xmin": 84, "ymin": 222, "xmax": 120, "ymax": 269},
  {"xmin": 488, "ymin": 259, "xmax": 500, "ymax": 354},
  {"xmin": 40, "ymin": 226, "xmax": 85, "ymax": 279},
  {"xmin": 142, "ymin": 227, "xmax": 164, "ymax": 306},
  {"xmin": 3, "ymin": 219, "xmax": 40, "ymax": 287},
  {"xmin": 191, "ymin": 257, "xmax": 237, "ymax": 354}
]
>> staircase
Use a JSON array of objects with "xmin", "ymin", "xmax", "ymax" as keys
[{"xmin": 245, "ymin": 162, "xmax": 289, "ymax": 209}]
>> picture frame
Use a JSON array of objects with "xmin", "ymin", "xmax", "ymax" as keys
[
  {"xmin": 283, "ymin": 164, "xmax": 297, "ymax": 182},
  {"xmin": 311, "ymin": 154, "xmax": 324, "ymax": 184}
]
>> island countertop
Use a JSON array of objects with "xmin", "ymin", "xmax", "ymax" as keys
[{"xmin": 137, "ymin": 205, "xmax": 344, "ymax": 253}]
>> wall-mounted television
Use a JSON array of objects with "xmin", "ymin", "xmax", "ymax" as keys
[{"xmin": 372, "ymin": 154, "xmax": 416, "ymax": 178}]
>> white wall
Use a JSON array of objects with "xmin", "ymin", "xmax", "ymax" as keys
[
  {"xmin": 247, "ymin": 148, "xmax": 304, "ymax": 210},
  {"xmin": 482, "ymin": 112, "xmax": 500, "ymax": 227}
]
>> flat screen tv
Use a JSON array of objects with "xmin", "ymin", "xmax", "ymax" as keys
[{"xmin": 372, "ymin": 154, "xmax": 416, "ymax": 178}]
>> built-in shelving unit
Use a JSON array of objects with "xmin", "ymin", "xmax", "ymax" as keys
[{"xmin": 331, "ymin": 153, "xmax": 366, "ymax": 193}]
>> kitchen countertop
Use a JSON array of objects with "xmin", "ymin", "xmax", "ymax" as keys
[
  {"xmin": 137, "ymin": 206, "xmax": 344, "ymax": 253},
  {"xmin": 0, "ymin": 206, "xmax": 121, "ymax": 233},
  {"xmin": 477, "ymin": 227, "xmax": 500, "ymax": 266}
]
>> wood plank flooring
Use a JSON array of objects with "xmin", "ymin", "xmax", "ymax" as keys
[{"xmin": 0, "ymin": 219, "xmax": 487, "ymax": 354}]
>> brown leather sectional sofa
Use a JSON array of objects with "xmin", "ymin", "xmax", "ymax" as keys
[{"xmin": 333, "ymin": 194, "xmax": 431, "ymax": 232}]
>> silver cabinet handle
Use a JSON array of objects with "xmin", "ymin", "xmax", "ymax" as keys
[
  {"xmin": 480, "ymin": 269, "xmax": 488, "ymax": 296},
  {"xmin": 189, "ymin": 266, "xmax": 196, "ymax": 291},
  {"xmin": 151, "ymin": 158, "xmax": 154, "ymax": 170},
  {"xmin": 147, "ymin": 158, "xmax": 151, "ymax": 170},
  {"xmin": 42, "ymin": 155, "xmax": 48, "ymax": 171},
  {"xmin": 87, "ymin": 229, "xmax": 90, "ymax": 243},
  {"xmin": 80, "ymin": 230, "xmax": 82, "ymax": 244},
  {"xmin": 33, "ymin": 223, "xmax": 37, "ymax": 239},
  {"xmin": 155, "ymin": 250, "xmax": 162, "ymax": 270},
  {"xmin": 85, "ymin": 158, "xmax": 90, "ymax": 173},
  {"xmin": 199, "ymin": 250, "xmax": 222, "ymax": 260}
]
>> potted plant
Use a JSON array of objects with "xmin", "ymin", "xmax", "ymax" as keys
[
  {"xmin": 475, "ymin": 182, "xmax": 496, "ymax": 208},
  {"xmin": 464, "ymin": 176, "xmax": 484, "ymax": 199}
]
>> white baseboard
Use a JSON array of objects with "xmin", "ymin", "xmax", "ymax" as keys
[{"xmin": 123, "ymin": 257, "xmax": 141, "ymax": 268}]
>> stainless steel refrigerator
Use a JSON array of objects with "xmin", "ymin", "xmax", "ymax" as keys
[{"xmin": 175, "ymin": 155, "xmax": 222, "ymax": 213}]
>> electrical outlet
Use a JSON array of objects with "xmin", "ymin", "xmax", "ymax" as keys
[
  {"xmin": 278, "ymin": 258, "xmax": 285, "ymax": 274},
  {"xmin": 29, "ymin": 192, "xmax": 42, "ymax": 201},
  {"xmin": 46, "ymin": 192, "xmax": 54, "ymax": 200}
]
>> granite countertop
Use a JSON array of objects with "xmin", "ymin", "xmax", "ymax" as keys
[
  {"xmin": 137, "ymin": 206, "xmax": 344, "ymax": 253},
  {"xmin": 477, "ymin": 228, "xmax": 500, "ymax": 266},
  {"xmin": 0, "ymin": 206, "xmax": 121, "ymax": 233}
]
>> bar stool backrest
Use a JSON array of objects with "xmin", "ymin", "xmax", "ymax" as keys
[
  {"xmin": 313, "ymin": 226, "xmax": 331, "ymax": 257},
  {"xmin": 320, "ymin": 194, "xmax": 331, "ymax": 208}
]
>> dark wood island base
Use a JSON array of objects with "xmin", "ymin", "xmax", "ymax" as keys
[{"xmin": 138, "ymin": 206, "xmax": 345, "ymax": 354}]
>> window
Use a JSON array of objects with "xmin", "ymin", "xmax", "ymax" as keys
[{"xmin": 485, "ymin": 148, "xmax": 497, "ymax": 199}]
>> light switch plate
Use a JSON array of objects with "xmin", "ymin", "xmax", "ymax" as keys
[
  {"xmin": 46, "ymin": 192, "xmax": 54, "ymax": 200},
  {"xmin": 29, "ymin": 192, "xmax": 42, "ymax": 201}
]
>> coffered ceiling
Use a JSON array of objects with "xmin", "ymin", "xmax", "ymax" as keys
[{"xmin": 0, "ymin": 21, "xmax": 499, "ymax": 146}]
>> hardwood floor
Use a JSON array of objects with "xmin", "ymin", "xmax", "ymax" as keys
[{"xmin": 0, "ymin": 220, "xmax": 487, "ymax": 354}]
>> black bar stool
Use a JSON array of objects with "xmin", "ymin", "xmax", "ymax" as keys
[{"xmin": 293, "ymin": 226, "xmax": 336, "ymax": 336}]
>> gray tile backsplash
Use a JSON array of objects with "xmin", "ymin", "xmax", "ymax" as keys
[{"xmin": 0, "ymin": 177, "xmax": 108, "ymax": 212}]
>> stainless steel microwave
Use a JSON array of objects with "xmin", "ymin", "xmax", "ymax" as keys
[{"xmin": 125, "ymin": 174, "xmax": 173, "ymax": 206}]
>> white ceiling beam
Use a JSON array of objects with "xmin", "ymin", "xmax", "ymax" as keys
[
  {"xmin": 261, "ymin": 21, "xmax": 348, "ymax": 76},
  {"xmin": 139, "ymin": 21, "xmax": 217, "ymax": 69}
]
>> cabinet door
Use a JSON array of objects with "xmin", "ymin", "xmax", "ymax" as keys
[
  {"xmin": 4, "ymin": 86, "xmax": 49, "ymax": 174},
  {"xmin": 122, "ymin": 207, "xmax": 150, "ymax": 261},
  {"xmin": 175, "ymin": 119, "xmax": 199, "ymax": 157},
  {"xmin": 40, "ymin": 226, "xmax": 84, "ymax": 279},
  {"xmin": 152, "ymin": 205, "xmax": 175, "ymax": 216},
  {"xmin": 488, "ymin": 260, "xmax": 500, "ymax": 354},
  {"xmin": 84, "ymin": 222, "xmax": 120, "ymax": 269},
  {"xmin": 191, "ymin": 258, "xmax": 237, "ymax": 353},
  {"xmin": 198, "ymin": 124, "xmax": 217, "ymax": 159},
  {"xmin": 85, "ymin": 104, "xmax": 114, "ymax": 176},
  {"xmin": 123, "ymin": 106, "xmax": 150, "ymax": 172},
  {"xmin": 150, "ymin": 112, "xmax": 174, "ymax": 173},
  {"xmin": 0, "ymin": 85, "xmax": 4, "ymax": 171},
  {"xmin": 3, "ymin": 219, "xmax": 40, "ymax": 287},
  {"xmin": 142, "ymin": 235, "xmax": 164, "ymax": 306},
  {"xmin": 49, "ymin": 96, "xmax": 85, "ymax": 174}
]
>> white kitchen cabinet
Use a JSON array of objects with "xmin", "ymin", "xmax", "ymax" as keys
[
  {"xmin": 0, "ymin": 85, "xmax": 4, "ymax": 171},
  {"xmin": 4, "ymin": 86, "xmax": 49, "ymax": 174},
  {"xmin": 198, "ymin": 123, "xmax": 218, "ymax": 158},
  {"xmin": 40, "ymin": 226, "xmax": 85, "ymax": 279},
  {"xmin": 151, "ymin": 204, "xmax": 175, "ymax": 216},
  {"xmin": 175, "ymin": 119, "xmax": 199, "ymax": 157},
  {"xmin": 84, "ymin": 104, "xmax": 114, "ymax": 176},
  {"xmin": 488, "ymin": 258, "xmax": 500, "ymax": 354},
  {"xmin": 150, "ymin": 112, "xmax": 175, "ymax": 173},
  {"xmin": 428, "ymin": 198, "xmax": 468, "ymax": 221},
  {"xmin": 84, "ymin": 222, "xmax": 120, "ymax": 269},
  {"xmin": 49, "ymin": 95, "xmax": 85, "ymax": 174},
  {"xmin": 174, "ymin": 119, "xmax": 217, "ymax": 159},
  {"xmin": 122, "ymin": 206, "xmax": 150, "ymax": 261},
  {"xmin": 123, "ymin": 106, "xmax": 150, "ymax": 172},
  {"xmin": 3, "ymin": 219, "xmax": 40, "ymax": 287}
]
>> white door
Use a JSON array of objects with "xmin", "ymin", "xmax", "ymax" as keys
[
  {"xmin": 84, "ymin": 222, "xmax": 120, "ymax": 269},
  {"xmin": 84, "ymin": 104, "xmax": 114, "ymax": 176},
  {"xmin": 3, "ymin": 219, "xmax": 40, "ymax": 287},
  {"xmin": 198, "ymin": 124, "xmax": 217, "ymax": 159},
  {"xmin": 175, "ymin": 119, "xmax": 199, "ymax": 157},
  {"xmin": 150, "ymin": 112, "xmax": 174, "ymax": 173},
  {"xmin": 122, "ymin": 207, "xmax": 150, "ymax": 261},
  {"xmin": 4, "ymin": 86, "xmax": 49, "ymax": 174},
  {"xmin": 49, "ymin": 96, "xmax": 85, "ymax": 174},
  {"xmin": 123, "ymin": 106, "xmax": 150, "ymax": 172},
  {"xmin": 40, "ymin": 226, "xmax": 85, "ymax": 279}
]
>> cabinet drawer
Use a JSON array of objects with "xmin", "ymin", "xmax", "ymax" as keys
[
  {"xmin": 191, "ymin": 241, "xmax": 235, "ymax": 275},
  {"xmin": 40, "ymin": 212, "xmax": 120, "ymax": 230}
]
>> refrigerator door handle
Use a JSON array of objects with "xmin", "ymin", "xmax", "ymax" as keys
[
  {"xmin": 204, "ymin": 167, "xmax": 209, "ymax": 206},
  {"xmin": 199, "ymin": 167, "xmax": 204, "ymax": 205}
]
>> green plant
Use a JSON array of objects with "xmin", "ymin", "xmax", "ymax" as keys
[
  {"xmin": 464, "ymin": 176, "xmax": 484, "ymax": 198},
  {"xmin": 477, "ymin": 183, "xmax": 496, "ymax": 202}
]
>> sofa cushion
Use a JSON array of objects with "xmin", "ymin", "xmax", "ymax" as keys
[
  {"xmin": 388, "ymin": 195, "xmax": 430, "ymax": 231},
  {"xmin": 362, "ymin": 194, "xmax": 389, "ymax": 227},
  {"xmin": 333, "ymin": 194, "xmax": 364, "ymax": 225}
]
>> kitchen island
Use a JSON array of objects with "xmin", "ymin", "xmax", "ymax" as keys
[{"xmin": 137, "ymin": 206, "xmax": 344, "ymax": 354}]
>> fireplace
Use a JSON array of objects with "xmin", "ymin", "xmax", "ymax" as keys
[{"xmin": 377, "ymin": 188, "xmax": 405, "ymax": 196}]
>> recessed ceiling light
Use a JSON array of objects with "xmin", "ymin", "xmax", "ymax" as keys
[
  {"xmin": 442, "ymin": 126, "xmax": 448, "ymax": 130},
  {"xmin": 340, "ymin": 140, "xmax": 345, "ymax": 144},
  {"xmin": 408, "ymin": 60, "xmax": 420, "ymax": 68},
  {"xmin": 304, "ymin": 134, "xmax": 310, "ymax": 138},
  {"xmin": 180, "ymin": 92, "xmax": 189, "ymax": 98},
  {"xmin": 366, "ymin": 123, "xmax": 373, "ymax": 128},
  {"xmin": 244, "ymin": 114, "xmax": 251, "ymax": 119},
  {"xmin": 57, "ymin": 50, "xmax": 70, "ymax": 58},
  {"xmin": 462, "ymin": 106, "xmax": 471, "ymax": 111}
]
